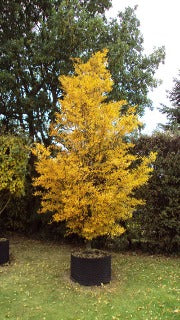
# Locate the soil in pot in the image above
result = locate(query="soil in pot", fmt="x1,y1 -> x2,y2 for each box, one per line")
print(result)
71,249 -> 111,286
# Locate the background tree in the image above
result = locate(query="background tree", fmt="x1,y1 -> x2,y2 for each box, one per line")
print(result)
1,1 -> 165,143
159,71 -> 180,132
33,50 -> 156,242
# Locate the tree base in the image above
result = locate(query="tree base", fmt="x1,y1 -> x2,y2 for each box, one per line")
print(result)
70,250 -> 111,286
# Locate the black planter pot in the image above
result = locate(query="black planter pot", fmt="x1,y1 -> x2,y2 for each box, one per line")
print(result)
0,238 -> 9,265
71,250 -> 111,286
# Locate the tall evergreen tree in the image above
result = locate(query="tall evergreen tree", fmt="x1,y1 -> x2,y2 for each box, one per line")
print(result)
159,71 -> 180,132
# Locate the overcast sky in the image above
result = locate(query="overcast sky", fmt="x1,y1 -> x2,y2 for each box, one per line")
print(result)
107,0 -> 180,133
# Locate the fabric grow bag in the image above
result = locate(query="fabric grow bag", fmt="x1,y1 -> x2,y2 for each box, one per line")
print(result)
0,238 -> 9,265
71,251 -> 111,286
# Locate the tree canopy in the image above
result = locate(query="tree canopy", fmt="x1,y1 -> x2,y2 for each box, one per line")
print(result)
1,0 -> 165,143
33,50 -> 156,241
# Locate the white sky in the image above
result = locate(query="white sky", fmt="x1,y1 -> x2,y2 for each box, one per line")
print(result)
107,0 -> 180,133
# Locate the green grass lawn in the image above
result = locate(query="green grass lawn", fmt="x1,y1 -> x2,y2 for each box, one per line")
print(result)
0,235 -> 179,320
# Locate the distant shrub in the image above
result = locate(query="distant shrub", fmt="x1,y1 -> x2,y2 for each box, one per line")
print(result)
128,132 -> 180,253
0,134 -> 30,234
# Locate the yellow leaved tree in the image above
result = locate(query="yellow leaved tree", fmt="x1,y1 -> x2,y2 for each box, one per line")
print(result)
0,134 -> 30,215
33,50 -> 156,241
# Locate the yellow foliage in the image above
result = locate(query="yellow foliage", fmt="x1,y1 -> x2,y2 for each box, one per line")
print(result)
0,135 -> 29,197
33,50 -> 156,240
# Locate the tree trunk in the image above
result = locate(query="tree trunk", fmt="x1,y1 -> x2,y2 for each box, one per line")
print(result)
85,240 -> 92,250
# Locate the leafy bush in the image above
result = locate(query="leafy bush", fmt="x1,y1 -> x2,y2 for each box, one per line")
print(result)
0,134 -> 30,234
127,132 -> 180,253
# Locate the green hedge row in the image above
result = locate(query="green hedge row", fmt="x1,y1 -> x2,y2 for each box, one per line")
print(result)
125,132 -> 180,253
1,132 -> 179,253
